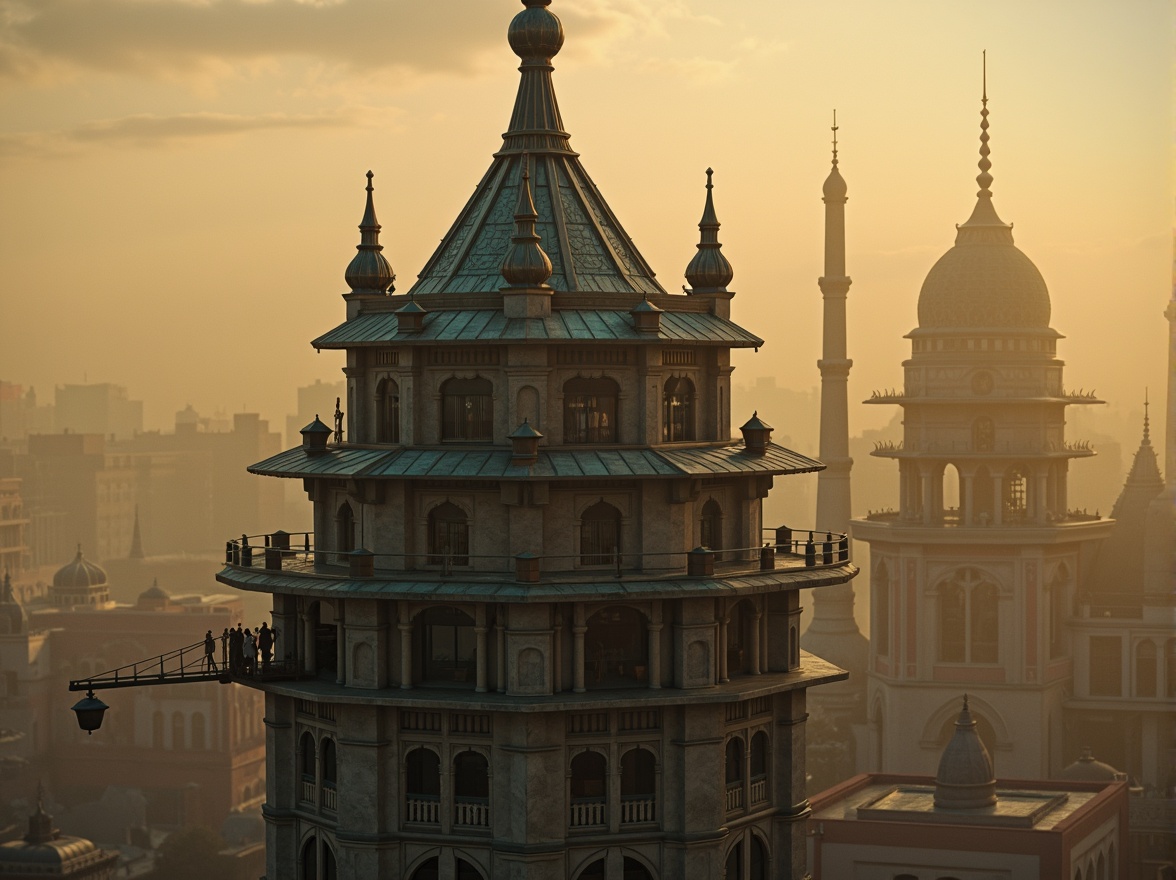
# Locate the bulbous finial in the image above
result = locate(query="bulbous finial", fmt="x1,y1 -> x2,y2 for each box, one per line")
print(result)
685,168 -> 734,293
508,0 -> 564,61
501,153 -> 553,288
957,52 -> 1009,233
1143,389 -> 1151,443
977,51 -> 992,199
344,170 -> 396,295
823,110 -> 848,201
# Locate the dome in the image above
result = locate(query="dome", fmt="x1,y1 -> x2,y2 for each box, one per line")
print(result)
344,171 -> 395,295
139,580 -> 170,602
822,164 -> 847,200
52,548 -> 107,589
508,0 -> 564,61
1058,747 -> 1122,782
933,696 -> 997,810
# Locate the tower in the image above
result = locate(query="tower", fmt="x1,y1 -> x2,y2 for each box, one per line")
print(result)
216,2 -> 858,878
853,66 -> 1114,779
802,115 -> 868,775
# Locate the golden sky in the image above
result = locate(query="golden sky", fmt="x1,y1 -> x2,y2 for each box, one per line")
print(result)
0,0 -> 1170,447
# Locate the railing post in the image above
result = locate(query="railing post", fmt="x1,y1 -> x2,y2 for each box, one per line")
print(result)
840,535 -> 850,562
775,525 -> 792,551
241,534 -> 252,567
804,536 -> 816,567
350,548 -> 374,578
515,552 -> 539,584
265,546 -> 282,571
823,532 -> 834,565
687,547 -> 715,577
759,543 -> 775,570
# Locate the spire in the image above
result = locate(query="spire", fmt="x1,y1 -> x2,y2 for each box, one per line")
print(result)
25,785 -> 56,845
934,694 -> 998,810
344,171 -> 396,295
1144,389 -> 1151,444
1118,392 -> 1164,493
503,0 -> 571,153
128,505 -> 144,559
501,153 -> 553,288
685,168 -> 734,294
958,52 -> 1011,238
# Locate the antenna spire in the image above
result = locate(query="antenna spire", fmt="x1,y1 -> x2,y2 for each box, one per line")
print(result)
831,109 -> 839,168
1144,389 -> 1151,443
977,50 -> 993,199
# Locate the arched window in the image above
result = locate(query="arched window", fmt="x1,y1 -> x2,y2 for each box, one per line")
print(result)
749,732 -> 768,804
750,837 -> 768,880
410,857 -> 439,880
725,841 -> 743,880
152,711 -> 164,749
442,377 -> 493,442
321,738 -> 337,787
453,750 -> 490,827
417,606 -> 476,684
190,712 -> 205,750
376,378 -> 400,444
973,464 -> 995,524
310,601 -> 338,676
570,751 -> 607,827
335,503 -> 355,556
662,376 -> 695,441
725,737 -> 744,814
623,858 -> 654,880
1003,466 -> 1028,520
300,732 -> 316,801
1135,641 -> 1157,697
405,748 -> 440,824
427,502 -> 469,566
564,377 -> 618,444
875,565 -> 891,657
322,844 -> 337,880
301,837 -> 317,880
972,416 -> 994,452
700,498 -> 722,560
585,606 -> 647,688
938,569 -> 1000,664
577,860 -> 606,880
171,712 -> 185,750
456,859 -> 485,880
580,501 -> 621,567
727,601 -> 754,676
620,748 -> 656,823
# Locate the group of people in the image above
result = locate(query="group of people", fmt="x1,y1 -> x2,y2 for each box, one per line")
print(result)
202,622 -> 277,676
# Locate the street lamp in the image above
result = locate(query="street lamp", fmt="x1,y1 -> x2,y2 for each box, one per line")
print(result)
70,691 -> 108,735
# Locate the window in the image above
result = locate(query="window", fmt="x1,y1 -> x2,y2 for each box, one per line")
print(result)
376,378 -> 400,443
585,606 -> 647,688
750,732 -> 768,783
1048,568 -> 1068,659
620,748 -> 656,823
1089,636 -> 1122,697
662,376 -> 695,441
405,748 -> 440,824
623,859 -> 654,880
700,499 -> 722,560
564,377 -> 618,443
725,842 -> 742,880
453,751 -> 489,827
937,569 -> 1000,664
442,377 -> 493,441
580,501 -> 621,566
410,858 -> 439,880
875,565 -> 890,657
750,838 -> 768,880
300,732 -> 316,798
427,502 -> 469,566
570,751 -> 607,827
1003,466 -> 1028,519
972,416 -> 994,452
301,837 -> 318,880
335,503 -> 355,556
417,606 -> 476,684
578,860 -> 605,880
725,737 -> 744,786
727,601 -> 753,676
322,738 -> 337,788
456,859 -> 485,880
322,845 -> 337,880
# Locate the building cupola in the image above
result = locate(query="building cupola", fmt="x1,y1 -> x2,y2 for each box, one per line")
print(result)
933,695 -> 998,810
300,415 -> 332,454
685,168 -> 734,295
344,171 -> 396,295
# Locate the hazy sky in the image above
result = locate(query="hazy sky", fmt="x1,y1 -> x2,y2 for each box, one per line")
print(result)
0,0 -> 1170,447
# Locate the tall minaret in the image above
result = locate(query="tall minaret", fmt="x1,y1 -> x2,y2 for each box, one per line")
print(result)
1166,247 -> 1175,487
802,115 -> 868,780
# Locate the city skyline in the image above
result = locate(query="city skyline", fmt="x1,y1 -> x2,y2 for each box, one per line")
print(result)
0,0 -> 1169,445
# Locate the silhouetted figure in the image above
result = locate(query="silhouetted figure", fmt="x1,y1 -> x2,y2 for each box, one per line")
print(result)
242,628 -> 256,676
258,622 -> 274,672
229,624 -> 244,675
203,630 -> 217,672
221,628 -> 230,667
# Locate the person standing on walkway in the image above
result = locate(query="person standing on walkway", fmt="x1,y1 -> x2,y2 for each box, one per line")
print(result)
258,622 -> 274,672
203,630 -> 217,672
229,624 -> 244,675
242,628 -> 256,676
220,628 -> 230,669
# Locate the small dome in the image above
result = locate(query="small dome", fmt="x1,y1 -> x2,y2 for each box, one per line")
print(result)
685,168 -> 734,293
139,579 -> 170,602
822,165 -> 847,200
52,548 -> 107,589
344,171 -> 395,295
508,0 -> 564,61
933,696 -> 997,810
1058,747 -> 1122,782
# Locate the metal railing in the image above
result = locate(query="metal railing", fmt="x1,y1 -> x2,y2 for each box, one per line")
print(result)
68,640 -> 226,693
223,525 -> 851,586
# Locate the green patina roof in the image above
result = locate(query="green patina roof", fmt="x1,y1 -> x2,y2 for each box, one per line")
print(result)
313,307 -> 762,349
249,443 -> 822,481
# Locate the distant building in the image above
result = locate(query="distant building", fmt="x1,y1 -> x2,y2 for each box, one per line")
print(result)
0,796 -> 119,879
0,477 -> 30,575
54,383 -> 143,442
808,698 -> 1128,880
0,383 -> 54,443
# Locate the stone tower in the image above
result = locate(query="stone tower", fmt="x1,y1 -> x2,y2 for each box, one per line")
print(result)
802,117 -> 868,777
217,2 -> 857,878
852,71 -> 1113,779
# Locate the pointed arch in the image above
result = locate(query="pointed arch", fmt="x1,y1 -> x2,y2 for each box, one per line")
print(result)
700,497 -> 723,560
376,377 -> 400,443
920,694 -> 1010,753
663,375 -> 696,441
335,502 -> 355,555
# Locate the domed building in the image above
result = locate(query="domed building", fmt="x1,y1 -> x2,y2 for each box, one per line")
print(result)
50,547 -> 111,609
852,76 -> 1114,780
215,2 -> 858,878
0,795 -> 119,879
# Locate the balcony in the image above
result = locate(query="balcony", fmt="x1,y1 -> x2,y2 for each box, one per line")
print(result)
619,796 -> 655,825
454,797 -> 490,828
570,798 -> 606,829
725,783 -> 743,812
750,777 -> 767,805
405,795 -> 440,825
321,783 -> 337,812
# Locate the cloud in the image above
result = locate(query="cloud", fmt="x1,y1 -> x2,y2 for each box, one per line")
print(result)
0,108 -> 366,156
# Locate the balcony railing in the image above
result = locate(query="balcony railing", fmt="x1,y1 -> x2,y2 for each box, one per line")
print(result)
750,777 -> 767,805
222,525 -> 850,586
300,778 -> 316,804
454,797 -> 490,828
620,796 -> 656,825
405,795 -> 439,824
321,783 -> 337,812
570,798 -> 606,828
725,783 -> 743,812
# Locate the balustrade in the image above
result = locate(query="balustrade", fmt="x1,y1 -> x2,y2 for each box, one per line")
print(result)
620,797 -> 656,824
454,797 -> 490,827
569,799 -> 607,828
405,796 -> 440,824
750,777 -> 767,804
725,783 -> 743,812
300,779 -> 316,804
321,784 -> 337,812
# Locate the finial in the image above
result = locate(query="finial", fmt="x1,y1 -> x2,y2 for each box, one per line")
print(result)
977,51 -> 993,199
501,152 -> 553,288
1143,389 -> 1151,443
831,109 -> 839,168
345,170 -> 395,294
685,167 -> 734,293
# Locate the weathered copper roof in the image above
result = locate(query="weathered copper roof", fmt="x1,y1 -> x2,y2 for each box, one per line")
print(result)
406,2 -> 663,297
313,307 -> 761,348
248,442 -> 822,481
